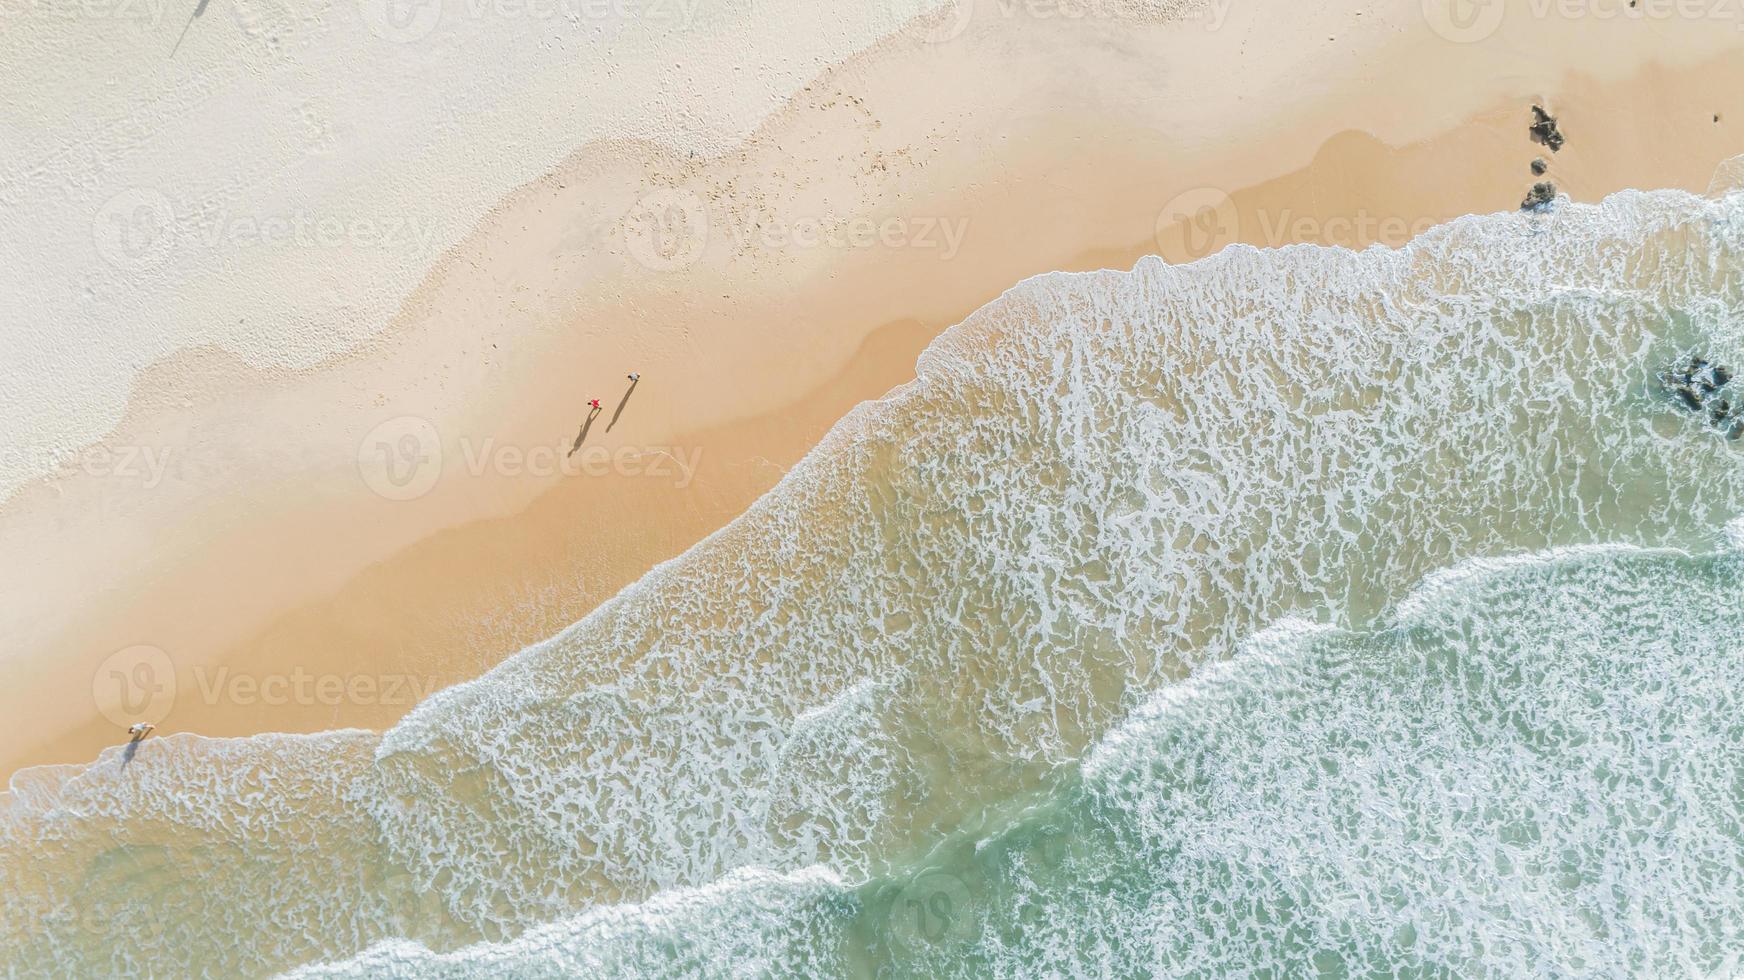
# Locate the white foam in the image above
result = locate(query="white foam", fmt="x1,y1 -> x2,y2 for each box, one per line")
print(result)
283,865 -> 851,978
1051,544 -> 1744,977
7,187 -> 1744,975
288,540 -> 1744,977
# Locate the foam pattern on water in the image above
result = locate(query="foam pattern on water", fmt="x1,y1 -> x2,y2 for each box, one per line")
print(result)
5,190 -> 1744,975
287,867 -> 857,979
0,731 -> 455,975
1044,546 -> 1744,977
289,543 -> 1744,977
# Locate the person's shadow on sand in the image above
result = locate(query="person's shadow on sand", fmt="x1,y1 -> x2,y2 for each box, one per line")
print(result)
121,732 -> 148,768
568,405 -> 602,457
607,377 -> 638,433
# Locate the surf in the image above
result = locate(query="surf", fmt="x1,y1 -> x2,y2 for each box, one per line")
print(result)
6,186 -> 1744,976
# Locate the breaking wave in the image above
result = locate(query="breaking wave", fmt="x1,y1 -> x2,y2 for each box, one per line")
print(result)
6,187 -> 1744,976
291,542 -> 1744,977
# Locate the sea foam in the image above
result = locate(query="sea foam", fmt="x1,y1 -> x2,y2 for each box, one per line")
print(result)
5,188 -> 1744,976
295,541 -> 1744,977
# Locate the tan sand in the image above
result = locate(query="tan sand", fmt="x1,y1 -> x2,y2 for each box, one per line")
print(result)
6,0 -> 1744,779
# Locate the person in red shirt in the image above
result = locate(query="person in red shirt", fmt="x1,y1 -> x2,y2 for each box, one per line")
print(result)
571,399 -> 604,456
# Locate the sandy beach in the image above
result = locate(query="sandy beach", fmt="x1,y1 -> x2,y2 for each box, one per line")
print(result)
6,0 -> 1744,781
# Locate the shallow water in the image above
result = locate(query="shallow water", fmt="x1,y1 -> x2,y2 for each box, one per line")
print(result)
5,188 -> 1744,976
292,542 -> 1744,977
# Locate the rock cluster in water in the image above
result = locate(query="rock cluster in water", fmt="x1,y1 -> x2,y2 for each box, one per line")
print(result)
1661,356 -> 1744,438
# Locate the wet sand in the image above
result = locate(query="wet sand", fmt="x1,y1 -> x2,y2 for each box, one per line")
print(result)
6,0 -> 1744,779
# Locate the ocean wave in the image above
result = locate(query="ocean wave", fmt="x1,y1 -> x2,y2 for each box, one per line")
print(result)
291,540 -> 1744,977
285,866 -> 856,979
6,187 -> 1744,975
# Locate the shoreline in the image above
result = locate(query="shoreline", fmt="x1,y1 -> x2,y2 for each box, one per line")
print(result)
6,0 -> 1744,779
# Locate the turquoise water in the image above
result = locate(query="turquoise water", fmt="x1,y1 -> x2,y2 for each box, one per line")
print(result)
293,543 -> 1744,977
6,188 -> 1744,976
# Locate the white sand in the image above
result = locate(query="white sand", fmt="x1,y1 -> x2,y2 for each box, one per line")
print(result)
5,0 -> 1744,777
0,0 -> 934,499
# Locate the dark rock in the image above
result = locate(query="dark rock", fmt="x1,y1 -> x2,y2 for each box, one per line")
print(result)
1521,182 -> 1557,211
1661,355 -> 1743,436
1662,357 -> 1708,399
1531,157 -> 1548,176
1685,358 -> 1728,395
1529,105 -> 1565,152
